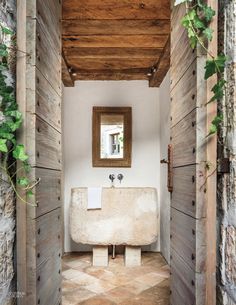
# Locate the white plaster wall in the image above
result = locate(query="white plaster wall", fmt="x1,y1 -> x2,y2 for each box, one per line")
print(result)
159,72 -> 171,263
63,80 -> 161,253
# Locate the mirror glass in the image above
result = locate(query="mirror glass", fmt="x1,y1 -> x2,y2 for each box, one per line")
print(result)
93,107 -> 131,167
100,114 -> 124,159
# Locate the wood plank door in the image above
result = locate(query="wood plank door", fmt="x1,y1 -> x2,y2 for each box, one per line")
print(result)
170,1 -> 217,304
17,1 -> 62,304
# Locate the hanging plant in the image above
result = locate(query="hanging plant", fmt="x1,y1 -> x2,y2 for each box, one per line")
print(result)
174,0 -> 228,136
0,24 -> 38,205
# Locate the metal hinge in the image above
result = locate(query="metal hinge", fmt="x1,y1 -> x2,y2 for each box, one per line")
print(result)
217,158 -> 230,174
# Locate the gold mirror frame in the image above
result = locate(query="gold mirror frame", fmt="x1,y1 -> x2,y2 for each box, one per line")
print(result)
92,107 -> 132,167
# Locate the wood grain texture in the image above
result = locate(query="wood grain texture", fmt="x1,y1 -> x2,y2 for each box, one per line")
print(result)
62,0 -> 170,20
62,54 -> 74,87
170,3 -> 196,89
27,0 -> 61,58
170,60 -> 197,127
28,168 -> 62,219
170,248 -> 205,305
171,109 -> 197,167
35,117 -> 62,170
172,165 -> 206,219
63,47 -> 163,59
171,207 -> 206,273
27,68 -> 61,131
67,57 -> 159,70
73,71 -> 149,81
62,19 -> 170,35
18,1 -> 62,304
63,35 -> 168,48
62,0 -> 170,85
27,208 -> 62,305
149,36 -> 170,87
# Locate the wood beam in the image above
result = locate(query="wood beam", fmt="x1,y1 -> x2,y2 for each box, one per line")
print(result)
72,68 -> 149,81
66,57 -> 159,70
63,35 -> 168,48
62,54 -> 74,87
62,19 -> 170,36
62,0 -> 170,20
149,36 -> 170,87
73,73 -> 148,81
63,47 -> 163,59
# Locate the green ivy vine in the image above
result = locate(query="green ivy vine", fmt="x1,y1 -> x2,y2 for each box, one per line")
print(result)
175,0 -> 227,137
0,24 -> 37,205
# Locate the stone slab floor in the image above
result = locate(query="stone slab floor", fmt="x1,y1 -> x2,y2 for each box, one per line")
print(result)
62,252 -> 170,305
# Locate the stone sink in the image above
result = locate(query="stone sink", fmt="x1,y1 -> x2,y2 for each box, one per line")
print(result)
70,187 -> 158,246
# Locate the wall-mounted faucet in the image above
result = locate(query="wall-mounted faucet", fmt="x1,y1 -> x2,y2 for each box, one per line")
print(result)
117,174 -> 124,184
109,174 -> 115,187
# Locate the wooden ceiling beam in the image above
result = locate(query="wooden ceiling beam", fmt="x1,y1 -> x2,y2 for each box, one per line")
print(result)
62,0 -> 170,20
63,35 -> 168,48
63,47 -> 163,59
72,72 -> 149,81
149,37 -> 170,87
66,58 -> 159,71
62,19 -> 170,36
62,53 -> 74,87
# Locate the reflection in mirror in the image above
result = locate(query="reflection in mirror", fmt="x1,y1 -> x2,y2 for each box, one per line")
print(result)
100,114 -> 124,159
93,107 -> 132,167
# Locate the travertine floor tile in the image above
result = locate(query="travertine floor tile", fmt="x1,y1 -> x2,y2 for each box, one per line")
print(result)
62,252 -> 170,305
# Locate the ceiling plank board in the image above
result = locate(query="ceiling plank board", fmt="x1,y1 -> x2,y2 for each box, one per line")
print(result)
67,57 -> 159,70
73,72 -> 149,81
62,0 -> 170,20
62,54 -> 74,87
149,36 -> 170,87
62,19 -> 170,35
63,35 -> 168,48
63,47 -> 162,59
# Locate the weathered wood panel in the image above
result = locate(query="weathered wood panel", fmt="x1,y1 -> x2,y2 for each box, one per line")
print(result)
170,3 -> 196,89
172,165 -> 206,219
27,19 -> 61,96
26,115 -> 61,170
171,110 -> 197,167
18,0 -> 62,304
171,208 -> 206,272
27,67 -> 61,131
67,57 -> 159,70
170,60 -> 197,127
62,19 -> 170,35
28,168 -> 62,219
170,249 -> 205,305
27,0 -> 61,52
62,0 -> 170,20
170,0 -> 216,304
73,71 -> 148,81
63,35 -> 168,49
64,47 -> 162,59
27,209 -> 62,305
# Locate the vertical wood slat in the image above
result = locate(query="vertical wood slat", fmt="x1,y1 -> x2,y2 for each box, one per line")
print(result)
17,0 -> 62,304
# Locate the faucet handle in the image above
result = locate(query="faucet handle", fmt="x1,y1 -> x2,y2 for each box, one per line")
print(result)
109,174 -> 115,182
117,174 -> 124,183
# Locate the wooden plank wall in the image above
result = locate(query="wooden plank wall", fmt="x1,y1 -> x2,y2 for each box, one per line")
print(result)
17,1 -> 62,304
170,1 -> 216,304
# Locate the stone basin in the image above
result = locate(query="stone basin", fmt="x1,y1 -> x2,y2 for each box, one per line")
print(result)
70,187 -> 158,246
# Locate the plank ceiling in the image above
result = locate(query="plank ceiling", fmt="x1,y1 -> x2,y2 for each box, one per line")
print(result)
62,0 -> 170,87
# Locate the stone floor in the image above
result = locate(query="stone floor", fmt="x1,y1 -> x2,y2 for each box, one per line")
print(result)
62,252 -> 170,305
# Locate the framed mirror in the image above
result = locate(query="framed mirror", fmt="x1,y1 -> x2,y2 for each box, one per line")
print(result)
92,107 -> 132,167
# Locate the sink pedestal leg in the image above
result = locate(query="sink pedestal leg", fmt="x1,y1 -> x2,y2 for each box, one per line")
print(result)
125,246 -> 141,267
93,246 -> 108,267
